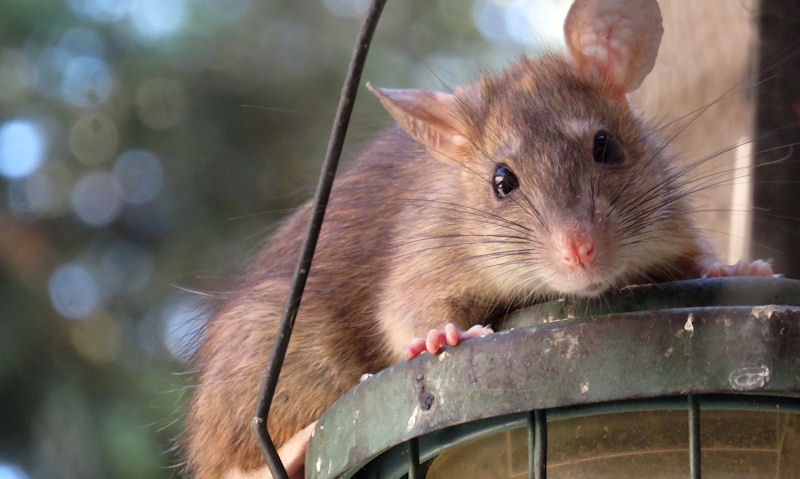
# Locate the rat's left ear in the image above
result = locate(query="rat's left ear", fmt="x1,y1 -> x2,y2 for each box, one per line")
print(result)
367,82 -> 470,160
564,0 -> 663,97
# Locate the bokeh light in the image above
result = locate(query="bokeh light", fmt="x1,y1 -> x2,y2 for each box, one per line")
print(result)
34,47 -> 67,99
112,150 -> 164,204
472,0 -> 510,45
472,0 -> 570,48
69,113 -> 120,166
0,120 -> 46,179
0,463 -> 29,479
7,162 -> 73,219
48,262 -> 102,320
70,170 -> 122,226
59,28 -> 107,59
129,0 -> 187,39
60,55 -> 114,108
8,172 -> 56,219
68,312 -> 122,364
162,294 -> 209,363
12,162 -> 75,219
68,0 -> 131,23
504,0 -> 569,47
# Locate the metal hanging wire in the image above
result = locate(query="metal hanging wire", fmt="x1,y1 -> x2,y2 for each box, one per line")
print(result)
251,1 -> 388,478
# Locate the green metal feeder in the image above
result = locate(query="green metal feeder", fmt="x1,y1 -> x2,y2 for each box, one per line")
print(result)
306,277 -> 800,478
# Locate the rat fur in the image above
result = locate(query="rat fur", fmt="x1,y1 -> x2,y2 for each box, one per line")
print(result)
183,1 -> 771,476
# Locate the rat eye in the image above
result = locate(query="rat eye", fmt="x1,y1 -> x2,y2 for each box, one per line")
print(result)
593,130 -> 624,164
493,164 -> 519,199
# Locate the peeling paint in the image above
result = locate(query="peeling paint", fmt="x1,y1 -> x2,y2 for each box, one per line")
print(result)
751,305 -> 785,320
580,382 -> 590,394
683,313 -> 694,336
550,330 -> 581,359
438,351 -> 451,361
729,365 -> 770,390
664,347 -> 674,358
406,405 -> 420,431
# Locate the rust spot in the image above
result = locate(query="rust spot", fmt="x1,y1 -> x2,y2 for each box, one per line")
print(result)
419,391 -> 435,411
415,374 -> 435,410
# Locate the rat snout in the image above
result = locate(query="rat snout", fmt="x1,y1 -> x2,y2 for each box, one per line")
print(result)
558,231 -> 597,267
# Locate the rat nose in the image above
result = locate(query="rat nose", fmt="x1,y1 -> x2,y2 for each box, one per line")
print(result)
559,232 -> 596,267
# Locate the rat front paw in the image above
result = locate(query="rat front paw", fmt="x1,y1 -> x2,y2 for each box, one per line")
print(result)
704,259 -> 774,278
405,323 -> 493,359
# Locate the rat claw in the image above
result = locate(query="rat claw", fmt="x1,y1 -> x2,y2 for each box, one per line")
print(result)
704,259 -> 774,278
406,324 -> 495,359
426,328 -> 447,355
406,337 -> 427,359
462,324 -> 493,339
444,323 -> 459,346
747,259 -> 775,276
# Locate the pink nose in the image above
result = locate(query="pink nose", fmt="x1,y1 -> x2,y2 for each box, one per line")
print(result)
559,233 -> 596,267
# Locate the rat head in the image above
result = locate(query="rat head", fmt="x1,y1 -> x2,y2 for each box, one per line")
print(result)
370,0 -> 689,298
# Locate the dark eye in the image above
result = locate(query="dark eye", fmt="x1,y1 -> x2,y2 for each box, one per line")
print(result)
493,164 -> 519,199
593,130 -> 624,164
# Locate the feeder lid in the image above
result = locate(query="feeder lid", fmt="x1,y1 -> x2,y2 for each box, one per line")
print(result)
306,277 -> 800,479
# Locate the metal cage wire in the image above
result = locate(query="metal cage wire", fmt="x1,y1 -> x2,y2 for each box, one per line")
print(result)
356,393 -> 800,479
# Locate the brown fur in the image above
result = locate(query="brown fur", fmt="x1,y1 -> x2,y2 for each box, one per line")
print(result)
183,54 -> 719,477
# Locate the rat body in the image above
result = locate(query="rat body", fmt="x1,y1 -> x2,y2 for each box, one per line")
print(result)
184,1 -> 771,477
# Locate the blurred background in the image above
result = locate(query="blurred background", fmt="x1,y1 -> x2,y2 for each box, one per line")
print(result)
1,0 -> 796,478
0,0 -> 572,477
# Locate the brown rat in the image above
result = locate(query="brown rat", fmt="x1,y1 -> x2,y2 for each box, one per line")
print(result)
184,0 -> 772,477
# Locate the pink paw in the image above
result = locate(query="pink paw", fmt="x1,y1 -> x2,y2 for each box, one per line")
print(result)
704,259 -> 774,278
405,323 -> 493,359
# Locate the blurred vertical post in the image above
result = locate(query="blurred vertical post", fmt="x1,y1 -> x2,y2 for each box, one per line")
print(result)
752,1 -> 800,278
630,1 -> 757,267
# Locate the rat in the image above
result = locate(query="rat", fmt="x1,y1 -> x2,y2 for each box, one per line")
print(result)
184,0 -> 773,477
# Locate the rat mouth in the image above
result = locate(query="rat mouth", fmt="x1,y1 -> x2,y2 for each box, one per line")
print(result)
546,268 -> 618,297
567,280 -> 609,297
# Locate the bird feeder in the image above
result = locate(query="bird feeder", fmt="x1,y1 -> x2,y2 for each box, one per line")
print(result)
307,277 -> 800,478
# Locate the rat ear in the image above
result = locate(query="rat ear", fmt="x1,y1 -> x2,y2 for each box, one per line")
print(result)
367,82 -> 470,160
564,0 -> 663,96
